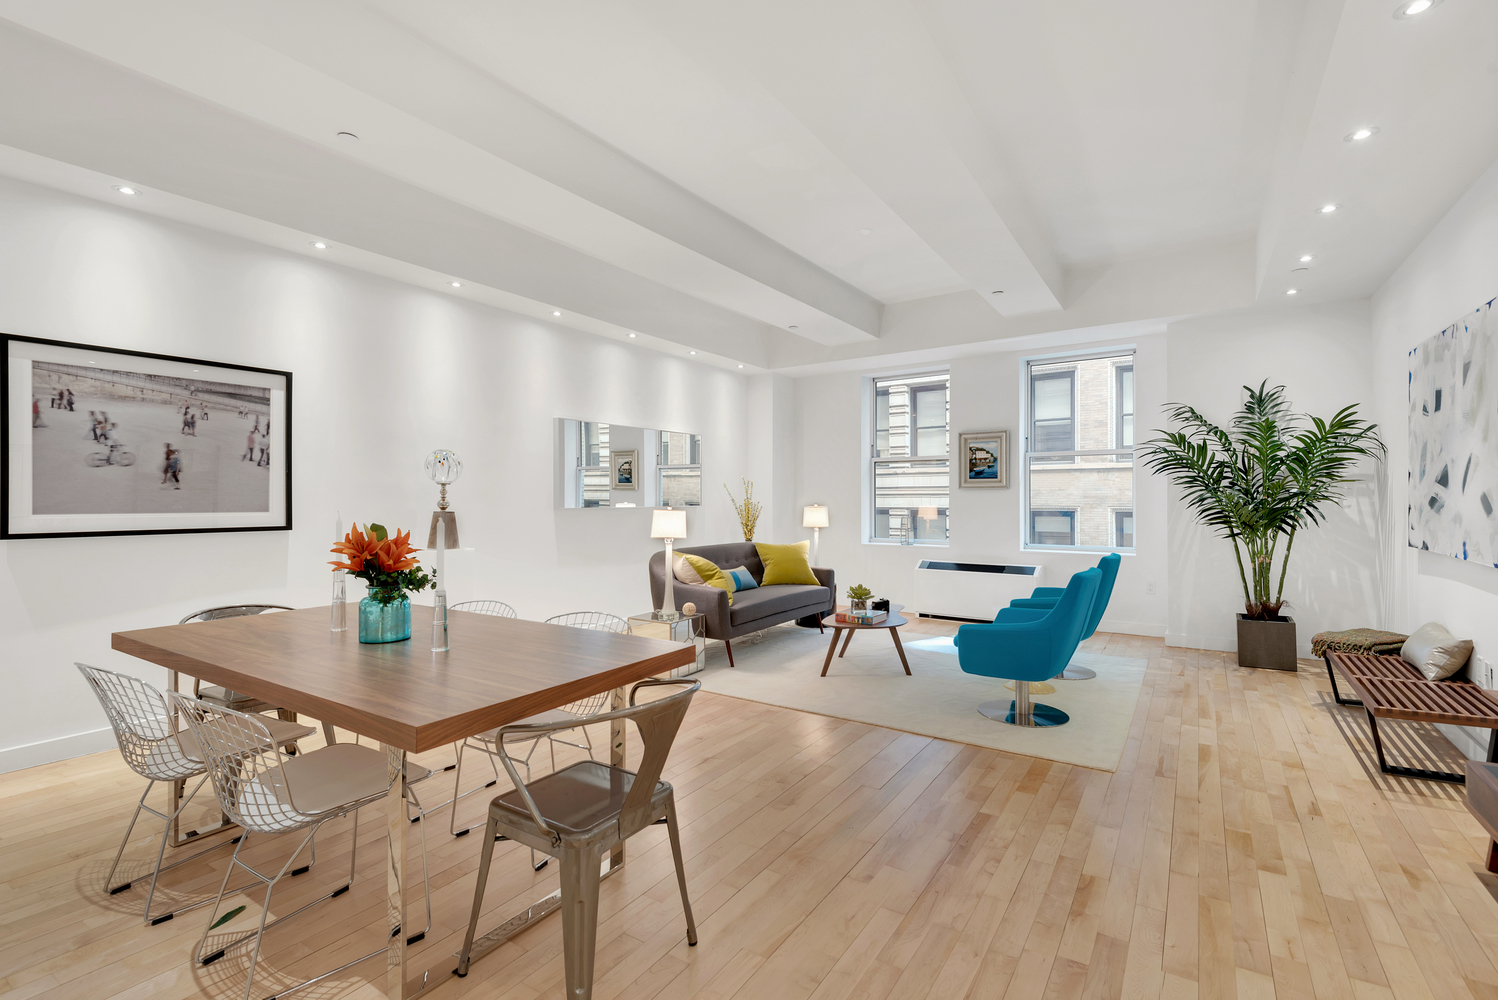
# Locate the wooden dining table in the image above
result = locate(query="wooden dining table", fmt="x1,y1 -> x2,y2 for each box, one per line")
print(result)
112,603 -> 695,1000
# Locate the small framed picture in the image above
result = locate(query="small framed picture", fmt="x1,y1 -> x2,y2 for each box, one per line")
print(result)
611,449 -> 638,490
4,333 -> 292,538
958,430 -> 1008,489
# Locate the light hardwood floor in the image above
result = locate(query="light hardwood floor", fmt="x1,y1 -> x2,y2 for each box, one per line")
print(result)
6,628 -> 1498,1000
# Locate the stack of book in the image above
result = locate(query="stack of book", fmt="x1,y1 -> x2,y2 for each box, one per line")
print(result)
835,608 -> 887,625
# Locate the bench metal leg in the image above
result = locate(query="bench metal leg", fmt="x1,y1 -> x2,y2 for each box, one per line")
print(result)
1325,654 -> 1363,707
1364,709 -> 1467,783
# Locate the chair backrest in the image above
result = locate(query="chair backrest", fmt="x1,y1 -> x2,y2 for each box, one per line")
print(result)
1081,553 -> 1122,640
956,568 -> 1100,682
179,604 -> 293,625
167,692 -> 307,834
450,600 -> 518,618
76,662 -> 197,781
497,679 -> 698,842
545,611 -> 631,634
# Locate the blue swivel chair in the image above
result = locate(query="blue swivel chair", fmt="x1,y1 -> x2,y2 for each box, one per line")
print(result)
1002,553 -> 1121,679
953,567 -> 1100,727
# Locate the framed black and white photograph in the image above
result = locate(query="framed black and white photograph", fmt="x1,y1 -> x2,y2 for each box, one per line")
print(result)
3,334 -> 291,538
958,430 -> 1008,489
611,449 -> 637,490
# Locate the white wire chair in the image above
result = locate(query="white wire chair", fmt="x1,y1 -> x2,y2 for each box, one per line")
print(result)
447,610 -> 630,868
178,606 -> 294,715
449,600 -> 518,618
76,663 -> 313,926
169,692 -> 430,1000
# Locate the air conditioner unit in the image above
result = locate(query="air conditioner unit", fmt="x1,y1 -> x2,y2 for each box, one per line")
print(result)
913,561 -> 1042,622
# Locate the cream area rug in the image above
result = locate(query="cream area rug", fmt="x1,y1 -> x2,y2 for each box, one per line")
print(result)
696,625 -> 1146,772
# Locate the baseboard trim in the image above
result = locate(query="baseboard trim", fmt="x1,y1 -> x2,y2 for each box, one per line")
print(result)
1165,632 -> 1316,658
1098,619 -> 1166,638
0,727 -> 116,774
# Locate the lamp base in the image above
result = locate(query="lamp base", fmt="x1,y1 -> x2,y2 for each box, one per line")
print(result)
427,510 -> 459,549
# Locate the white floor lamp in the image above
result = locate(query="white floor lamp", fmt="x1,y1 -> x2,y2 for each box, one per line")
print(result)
652,507 -> 687,620
803,504 -> 829,564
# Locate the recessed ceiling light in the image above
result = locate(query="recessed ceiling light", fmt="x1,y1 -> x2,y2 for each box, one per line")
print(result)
310,241 -> 327,249
1344,127 -> 1380,142
788,324 -> 799,330
992,290 -> 1004,295
1394,0 -> 1439,18
737,364 -> 744,369
1319,204 -> 1338,214
1287,289 -> 1299,295
628,333 -> 636,338
689,351 -> 697,355
193,369 -> 199,372
113,185 -> 137,195
1299,254 -> 1315,262
1292,267 -> 1309,273
552,310 -> 562,317
857,228 -> 872,236
336,131 -> 360,141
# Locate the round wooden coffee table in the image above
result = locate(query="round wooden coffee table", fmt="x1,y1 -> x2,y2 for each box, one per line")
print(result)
819,604 -> 911,677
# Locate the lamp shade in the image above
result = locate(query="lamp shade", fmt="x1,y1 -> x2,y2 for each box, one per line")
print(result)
651,508 -> 687,539
802,504 -> 829,529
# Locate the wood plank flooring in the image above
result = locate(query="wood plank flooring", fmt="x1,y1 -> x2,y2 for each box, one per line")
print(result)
6,629 -> 1498,1000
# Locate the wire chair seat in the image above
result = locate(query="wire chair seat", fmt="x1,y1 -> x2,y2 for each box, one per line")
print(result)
178,605 -> 294,713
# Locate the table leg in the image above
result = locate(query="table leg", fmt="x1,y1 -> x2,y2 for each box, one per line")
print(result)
821,628 -> 843,676
839,629 -> 855,658
890,628 -> 912,676
384,742 -> 407,1000
608,685 -> 626,872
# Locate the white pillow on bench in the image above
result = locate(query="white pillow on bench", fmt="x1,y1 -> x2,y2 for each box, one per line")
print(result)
1400,622 -> 1474,681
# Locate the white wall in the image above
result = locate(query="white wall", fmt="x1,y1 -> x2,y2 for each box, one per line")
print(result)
792,335 -> 1171,635
1164,301 -> 1382,654
0,176 -> 749,772
1372,155 -> 1498,759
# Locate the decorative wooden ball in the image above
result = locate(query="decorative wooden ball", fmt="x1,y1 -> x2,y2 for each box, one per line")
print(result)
682,602 -> 697,616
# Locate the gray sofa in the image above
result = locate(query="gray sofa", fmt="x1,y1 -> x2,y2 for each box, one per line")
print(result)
648,542 -> 835,667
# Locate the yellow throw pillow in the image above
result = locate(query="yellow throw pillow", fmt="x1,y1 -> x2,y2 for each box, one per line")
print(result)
756,541 -> 820,586
681,553 -> 734,605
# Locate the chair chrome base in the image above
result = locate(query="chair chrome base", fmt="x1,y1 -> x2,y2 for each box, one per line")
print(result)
978,699 -> 1070,727
1058,665 -> 1097,680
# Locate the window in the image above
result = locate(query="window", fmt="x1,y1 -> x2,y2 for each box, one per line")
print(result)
1031,510 -> 1076,546
580,421 -> 610,507
1025,353 -> 1135,549
657,430 -> 702,507
871,371 -> 949,542
1116,364 -> 1134,448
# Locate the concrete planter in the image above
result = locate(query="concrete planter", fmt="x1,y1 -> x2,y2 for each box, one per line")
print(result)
1236,614 -> 1297,670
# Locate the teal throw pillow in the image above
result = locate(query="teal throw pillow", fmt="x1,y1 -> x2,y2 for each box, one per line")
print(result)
726,566 -> 759,592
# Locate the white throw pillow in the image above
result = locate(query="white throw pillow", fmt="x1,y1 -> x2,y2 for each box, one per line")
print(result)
673,554 -> 705,586
1400,621 -> 1474,681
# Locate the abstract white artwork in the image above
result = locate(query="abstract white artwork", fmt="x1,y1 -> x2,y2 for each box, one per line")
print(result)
1408,296 -> 1498,565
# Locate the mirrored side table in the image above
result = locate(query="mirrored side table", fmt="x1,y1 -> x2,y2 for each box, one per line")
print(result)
627,611 -> 706,677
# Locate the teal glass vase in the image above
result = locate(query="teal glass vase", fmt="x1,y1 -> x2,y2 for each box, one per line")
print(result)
358,590 -> 411,643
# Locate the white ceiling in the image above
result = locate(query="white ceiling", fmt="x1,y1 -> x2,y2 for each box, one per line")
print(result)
0,0 -> 1494,371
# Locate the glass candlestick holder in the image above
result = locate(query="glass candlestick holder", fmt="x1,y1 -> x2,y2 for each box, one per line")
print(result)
431,589 -> 449,652
330,572 -> 347,632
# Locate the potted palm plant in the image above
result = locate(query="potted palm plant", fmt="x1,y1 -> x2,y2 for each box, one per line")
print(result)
1138,382 -> 1383,670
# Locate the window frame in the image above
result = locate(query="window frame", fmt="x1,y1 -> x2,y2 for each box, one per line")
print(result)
1022,349 -> 1137,553
1115,363 -> 1134,449
1030,509 -> 1077,547
866,369 -> 950,546
1029,368 -> 1076,456
1113,509 -> 1134,548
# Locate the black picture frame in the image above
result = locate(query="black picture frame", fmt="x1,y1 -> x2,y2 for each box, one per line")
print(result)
2,333 -> 292,539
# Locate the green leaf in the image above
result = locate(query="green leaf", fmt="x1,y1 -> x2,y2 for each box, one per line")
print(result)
210,905 -> 246,930
368,523 -> 388,542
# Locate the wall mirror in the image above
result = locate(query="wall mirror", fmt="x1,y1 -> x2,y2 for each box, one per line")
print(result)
556,418 -> 702,509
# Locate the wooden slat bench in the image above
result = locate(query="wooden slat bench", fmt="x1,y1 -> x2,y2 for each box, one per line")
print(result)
1326,651 -> 1498,783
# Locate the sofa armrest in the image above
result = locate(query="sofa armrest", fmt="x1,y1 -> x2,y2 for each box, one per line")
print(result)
813,566 -> 836,610
669,581 -> 731,640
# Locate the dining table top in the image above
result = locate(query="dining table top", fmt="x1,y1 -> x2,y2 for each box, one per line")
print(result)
111,604 -> 695,752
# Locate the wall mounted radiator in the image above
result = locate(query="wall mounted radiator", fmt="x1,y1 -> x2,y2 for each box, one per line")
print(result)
913,561 -> 1043,622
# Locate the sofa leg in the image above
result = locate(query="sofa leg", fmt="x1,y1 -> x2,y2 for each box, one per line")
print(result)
724,640 -> 735,668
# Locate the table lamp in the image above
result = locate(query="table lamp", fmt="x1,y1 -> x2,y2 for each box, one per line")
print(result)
425,449 -> 462,549
803,504 -> 829,564
652,507 -> 687,621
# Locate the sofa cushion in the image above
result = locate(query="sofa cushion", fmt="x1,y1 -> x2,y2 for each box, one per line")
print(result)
725,566 -> 759,591
1401,621 -> 1473,680
679,553 -> 734,605
729,584 -> 829,626
755,541 -> 820,586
